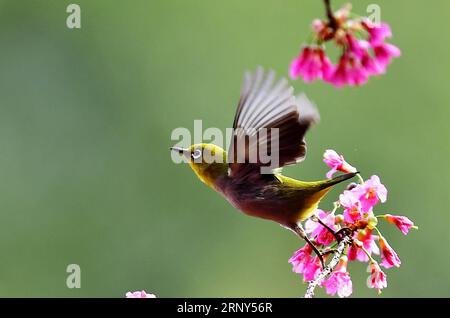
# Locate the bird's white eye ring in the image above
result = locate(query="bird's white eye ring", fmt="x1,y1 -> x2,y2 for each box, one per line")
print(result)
191,149 -> 202,160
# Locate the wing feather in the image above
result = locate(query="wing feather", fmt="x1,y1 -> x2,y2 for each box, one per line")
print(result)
228,67 -> 319,177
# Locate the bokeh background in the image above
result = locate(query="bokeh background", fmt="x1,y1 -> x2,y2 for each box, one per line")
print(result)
0,0 -> 448,297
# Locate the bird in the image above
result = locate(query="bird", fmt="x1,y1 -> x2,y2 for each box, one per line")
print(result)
170,67 -> 357,267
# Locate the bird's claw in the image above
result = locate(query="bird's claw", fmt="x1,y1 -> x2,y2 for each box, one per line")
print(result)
317,248 -> 339,269
317,254 -> 326,269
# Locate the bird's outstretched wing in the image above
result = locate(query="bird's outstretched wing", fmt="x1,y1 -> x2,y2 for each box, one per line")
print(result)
228,67 -> 319,177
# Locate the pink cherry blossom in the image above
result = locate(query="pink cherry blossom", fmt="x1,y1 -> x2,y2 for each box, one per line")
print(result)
319,24 -> 398,88
305,209 -> 337,245
353,175 -> 387,212
362,20 -> 392,45
289,244 -> 313,274
379,237 -> 401,269
324,271 -> 352,298
373,42 -> 401,70
302,256 -> 322,282
347,34 -> 371,58
289,3 -> 400,87
384,214 -> 417,235
348,36 -> 386,76
125,290 -> 156,298
327,50 -> 372,87
347,229 -> 379,262
361,51 -> 385,75
323,257 -> 352,298
325,53 -> 350,87
341,37 -> 372,86
287,150 -> 414,296
367,262 -> 387,293
290,46 -> 334,82
289,245 -> 322,282
325,34 -> 400,87
339,190 -> 363,223
323,149 -> 357,179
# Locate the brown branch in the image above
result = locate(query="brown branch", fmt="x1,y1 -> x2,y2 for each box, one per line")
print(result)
324,0 -> 338,30
304,235 -> 351,298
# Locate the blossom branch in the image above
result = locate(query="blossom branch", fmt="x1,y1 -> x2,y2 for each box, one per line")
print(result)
304,235 -> 351,298
290,2 -> 401,87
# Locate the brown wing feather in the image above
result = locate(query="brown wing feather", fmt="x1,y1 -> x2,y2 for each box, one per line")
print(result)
228,67 -> 319,177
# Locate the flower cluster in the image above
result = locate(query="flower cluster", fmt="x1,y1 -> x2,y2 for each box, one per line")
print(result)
289,150 -> 417,297
290,3 -> 401,87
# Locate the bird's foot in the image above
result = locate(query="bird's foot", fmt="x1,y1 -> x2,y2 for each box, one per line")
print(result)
311,215 -> 353,242
311,217 -> 343,243
315,248 -> 340,268
306,240 -> 327,269
290,223 -> 337,269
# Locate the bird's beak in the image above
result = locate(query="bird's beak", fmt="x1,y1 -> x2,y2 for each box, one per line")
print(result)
170,146 -> 188,155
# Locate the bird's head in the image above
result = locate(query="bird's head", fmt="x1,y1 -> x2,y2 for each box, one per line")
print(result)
170,143 -> 228,187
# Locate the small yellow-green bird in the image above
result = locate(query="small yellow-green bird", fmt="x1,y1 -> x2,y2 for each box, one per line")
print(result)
171,67 -> 356,266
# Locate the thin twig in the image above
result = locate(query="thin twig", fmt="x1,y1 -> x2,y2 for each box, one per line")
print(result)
304,235 -> 351,298
324,0 -> 338,30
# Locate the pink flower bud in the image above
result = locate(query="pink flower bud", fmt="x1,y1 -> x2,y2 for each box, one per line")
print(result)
335,214 -> 344,223
379,237 -> 401,269
367,262 -> 387,293
311,19 -> 325,33
367,215 -> 378,229
384,214 -> 417,235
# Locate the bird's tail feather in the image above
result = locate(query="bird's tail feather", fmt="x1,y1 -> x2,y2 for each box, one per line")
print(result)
319,172 -> 358,189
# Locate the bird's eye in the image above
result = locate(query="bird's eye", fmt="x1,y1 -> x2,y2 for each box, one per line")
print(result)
191,149 -> 202,160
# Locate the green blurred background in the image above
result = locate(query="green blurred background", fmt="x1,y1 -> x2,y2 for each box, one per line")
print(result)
0,0 -> 448,297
